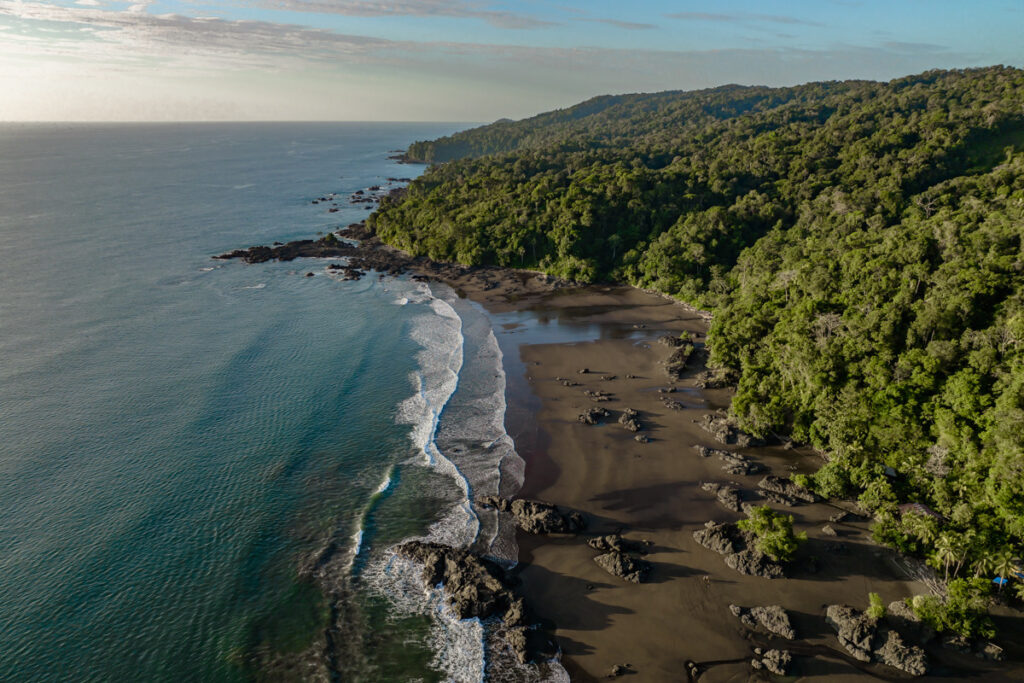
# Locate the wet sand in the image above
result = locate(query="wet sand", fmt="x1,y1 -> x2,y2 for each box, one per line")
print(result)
432,274 -> 1024,682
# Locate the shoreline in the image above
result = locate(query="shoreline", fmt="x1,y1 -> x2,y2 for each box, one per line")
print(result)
219,231 -> 1024,681
446,274 -> 1024,681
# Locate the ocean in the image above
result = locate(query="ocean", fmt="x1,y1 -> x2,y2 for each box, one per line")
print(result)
0,123 -> 543,682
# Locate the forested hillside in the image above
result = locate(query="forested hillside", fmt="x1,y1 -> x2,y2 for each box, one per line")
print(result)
370,67 -> 1024,609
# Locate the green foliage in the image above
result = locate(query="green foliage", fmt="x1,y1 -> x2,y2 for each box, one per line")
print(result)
867,592 -> 887,620
373,66 -> 1024,581
737,505 -> 807,562
909,578 -> 995,639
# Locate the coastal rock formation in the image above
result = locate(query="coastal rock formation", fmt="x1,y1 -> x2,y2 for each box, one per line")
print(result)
825,604 -> 928,676
758,475 -> 819,504
731,604 -> 797,639
691,445 -> 764,475
395,541 -> 555,663
593,551 -> 651,584
825,604 -> 876,662
725,549 -> 785,578
701,482 -> 743,512
696,413 -> 765,447
578,407 -> 610,424
759,649 -> 793,675
584,389 -> 612,402
659,334 -> 696,379
694,522 -> 784,578
618,408 -> 642,432
478,496 -> 586,534
587,534 -> 646,554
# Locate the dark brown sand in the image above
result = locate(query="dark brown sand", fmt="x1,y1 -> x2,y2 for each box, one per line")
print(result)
402,268 -> 1024,682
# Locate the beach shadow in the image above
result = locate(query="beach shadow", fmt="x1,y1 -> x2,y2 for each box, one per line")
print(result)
518,563 -> 634,633
643,558 -> 700,584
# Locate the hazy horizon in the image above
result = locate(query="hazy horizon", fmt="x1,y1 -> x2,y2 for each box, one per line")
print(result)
2,0 -> 1021,122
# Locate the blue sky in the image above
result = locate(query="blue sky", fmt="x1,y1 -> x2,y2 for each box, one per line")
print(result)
0,0 -> 1020,120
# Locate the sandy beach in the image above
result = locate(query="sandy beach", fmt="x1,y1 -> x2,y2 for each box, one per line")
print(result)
434,272 -> 1024,682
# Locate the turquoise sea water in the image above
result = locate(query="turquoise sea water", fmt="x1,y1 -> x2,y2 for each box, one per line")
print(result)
0,123 -> 519,681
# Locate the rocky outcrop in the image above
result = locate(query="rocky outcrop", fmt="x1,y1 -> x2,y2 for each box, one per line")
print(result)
825,604 -> 876,662
618,408 -> 642,432
825,604 -> 928,676
587,534 -> 646,554
478,497 -> 585,534
758,475 -> 819,504
725,549 -> 785,578
660,335 -> 696,379
759,649 -> 792,675
593,551 -> 651,584
577,407 -> 610,425
701,482 -> 743,512
696,413 -> 765,447
730,604 -> 796,639
693,521 -> 784,578
584,389 -> 612,402
395,541 -> 555,663
874,629 -> 928,677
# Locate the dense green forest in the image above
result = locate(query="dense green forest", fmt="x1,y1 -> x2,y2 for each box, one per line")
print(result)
371,67 -> 1024,617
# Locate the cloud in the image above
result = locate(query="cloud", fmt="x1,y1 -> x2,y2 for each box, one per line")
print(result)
74,0 -> 102,6
579,17 -> 657,30
248,0 -> 557,29
667,12 -> 825,28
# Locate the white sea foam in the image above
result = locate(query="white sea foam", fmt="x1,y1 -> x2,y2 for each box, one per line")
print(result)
242,283 -> 266,289
363,279 -> 562,682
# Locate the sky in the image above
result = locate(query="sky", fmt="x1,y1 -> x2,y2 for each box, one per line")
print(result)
0,0 -> 1020,121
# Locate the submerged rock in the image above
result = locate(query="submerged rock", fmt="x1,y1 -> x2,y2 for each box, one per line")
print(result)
479,496 -> 586,534
395,541 -> 555,664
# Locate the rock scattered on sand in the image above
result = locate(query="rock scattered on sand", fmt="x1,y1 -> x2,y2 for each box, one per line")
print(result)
661,397 -> 685,410
762,649 -> 792,675
694,521 -> 784,578
822,524 -> 838,536
701,482 -> 743,512
395,541 -> 556,663
618,408 -> 642,432
634,434 -> 650,443
593,551 -> 651,584
825,604 -> 928,676
578,368 -> 589,374
478,497 -> 585,534
758,475 -> 819,504
725,549 -> 785,578
578,407 -> 610,425
585,389 -> 613,402
588,534 -> 646,554
731,604 -> 797,640
696,413 -> 765,447
659,334 -> 696,379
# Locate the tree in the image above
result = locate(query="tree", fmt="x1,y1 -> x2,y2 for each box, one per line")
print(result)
737,505 -> 807,562
867,592 -> 886,619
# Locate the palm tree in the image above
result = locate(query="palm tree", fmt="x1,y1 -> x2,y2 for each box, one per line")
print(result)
935,534 -> 957,582
993,551 -> 1016,592
973,554 -> 995,578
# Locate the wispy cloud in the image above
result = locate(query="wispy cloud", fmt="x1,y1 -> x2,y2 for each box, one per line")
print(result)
667,12 -> 825,28
248,0 -> 557,29
579,17 -> 657,31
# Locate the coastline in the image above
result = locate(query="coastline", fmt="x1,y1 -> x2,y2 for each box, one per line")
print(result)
220,227 -> 1024,681
435,273 -> 1024,681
